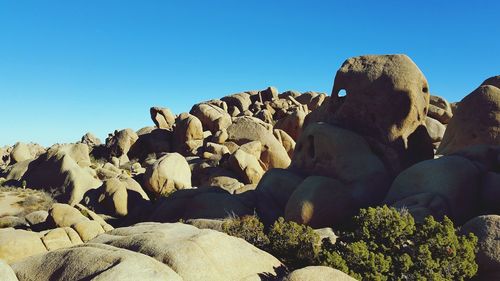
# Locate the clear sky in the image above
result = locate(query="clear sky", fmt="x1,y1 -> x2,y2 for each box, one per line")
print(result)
0,1 -> 499,146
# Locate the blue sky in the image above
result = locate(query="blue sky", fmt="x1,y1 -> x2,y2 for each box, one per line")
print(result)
0,1 -> 499,146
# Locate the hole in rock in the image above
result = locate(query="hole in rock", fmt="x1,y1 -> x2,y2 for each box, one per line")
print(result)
422,87 -> 428,93
338,89 -> 347,97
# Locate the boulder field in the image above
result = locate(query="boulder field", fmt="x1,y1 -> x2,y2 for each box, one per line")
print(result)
0,54 -> 499,280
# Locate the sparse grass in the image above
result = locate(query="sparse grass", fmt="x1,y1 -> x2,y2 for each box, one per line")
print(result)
0,185 -> 55,216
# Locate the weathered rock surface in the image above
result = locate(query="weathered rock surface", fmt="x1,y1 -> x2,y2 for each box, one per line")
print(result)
461,215 -> 500,281
438,83 -> 500,155
284,266 -> 356,281
11,243 -> 182,281
143,153 -> 192,197
90,222 -> 284,281
150,106 -> 176,129
21,144 -> 101,205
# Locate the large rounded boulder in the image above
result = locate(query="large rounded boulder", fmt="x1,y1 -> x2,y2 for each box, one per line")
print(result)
143,153 -> 192,197
437,82 -> 500,155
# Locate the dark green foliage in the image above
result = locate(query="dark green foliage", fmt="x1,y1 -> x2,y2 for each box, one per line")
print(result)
268,217 -> 321,270
221,215 -> 270,249
220,207 -> 477,280
320,206 -> 478,281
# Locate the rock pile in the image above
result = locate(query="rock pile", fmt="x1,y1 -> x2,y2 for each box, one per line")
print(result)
0,55 -> 498,280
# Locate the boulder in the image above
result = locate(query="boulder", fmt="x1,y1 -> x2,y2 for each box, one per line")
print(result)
437,85 -> 500,155
25,210 -> 49,226
227,116 -> 291,169
150,106 -> 175,129
10,143 -> 32,164
105,128 -> 139,158
255,169 -> 304,224
90,176 -> 149,217
40,227 -> 83,251
480,172 -> 500,214
149,188 -> 254,222
291,123 -> 390,204
425,116 -> 446,144
384,155 -> 482,224
285,176 -> 358,227
190,102 -> 232,133
11,243 -> 181,281
481,75 -> 500,88
273,129 -> 296,158
80,132 -> 101,147
0,229 -> 47,263
461,215 -> 500,280
274,108 -> 307,140
221,92 -> 252,112
143,153 -> 192,197
47,203 -> 107,242
0,260 -> 18,281
90,222 -> 284,281
428,95 -> 453,124
173,113 -> 204,155
127,128 -> 172,162
328,54 -> 433,172
21,144 -> 101,205
284,266 -> 356,281
227,149 -> 265,184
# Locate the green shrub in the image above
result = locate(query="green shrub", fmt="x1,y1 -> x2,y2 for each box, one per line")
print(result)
268,217 -> 321,270
221,215 -> 269,249
320,206 -> 478,281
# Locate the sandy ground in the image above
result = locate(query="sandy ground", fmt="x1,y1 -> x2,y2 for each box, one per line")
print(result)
0,191 -> 25,217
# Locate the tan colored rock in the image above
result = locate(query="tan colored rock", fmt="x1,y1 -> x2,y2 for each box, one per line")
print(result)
425,116 -> 446,144
0,260 -> 18,281
22,144 -> 101,205
275,108 -> 307,140
207,176 -> 244,194
228,149 -> 265,184
437,85 -> 500,155
80,132 -> 101,147
384,155 -> 481,223
48,203 -> 88,228
461,215 -> 500,280
329,54 -> 433,172
428,95 -> 453,124
285,176 -> 358,227
127,128 -> 172,162
0,229 -> 47,264
190,102 -> 232,133
173,113 -> 204,155
481,75 -> 500,88
10,142 -> 31,164
105,128 -> 138,157
284,266 -> 356,281
11,243 -> 182,281
73,220 -> 105,242
40,227 -> 82,251
144,153 -> 191,197
255,168 -> 304,224
150,106 -> 175,129
90,222 -> 283,281
25,210 -> 48,226
149,188 -> 254,222
273,129 -> 296,158
227,116 -> 291,169
221,92 -> 252,112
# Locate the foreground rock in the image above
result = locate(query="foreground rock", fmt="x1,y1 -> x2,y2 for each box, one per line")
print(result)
11,243 -> 181,281
284,266 -> 356,281
461,215 -> 500,281
0,260 -> 18,281
90,222 -> 284,281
